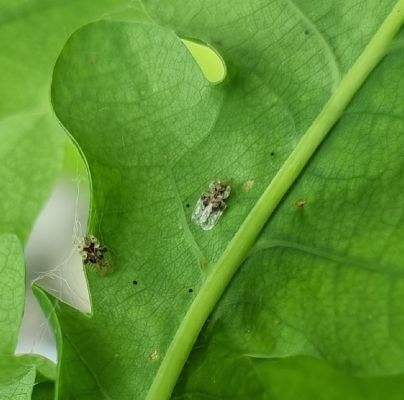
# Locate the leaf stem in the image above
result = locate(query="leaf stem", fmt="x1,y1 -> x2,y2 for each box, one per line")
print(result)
146,1 -> 404,398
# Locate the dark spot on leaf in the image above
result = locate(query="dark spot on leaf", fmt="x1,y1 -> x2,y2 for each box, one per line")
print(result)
304,29 -> 310,35
270,151 -> 275,156
188,288 -> 194,293
186,203 -> 190,208
132,280 -> 138,285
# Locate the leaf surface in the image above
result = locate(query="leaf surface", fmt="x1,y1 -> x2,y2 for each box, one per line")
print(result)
0,114 -> 64,241
0,0 -> 142,242
0,2 -> 149,399
0,361 -> 35,400
49,1 -> 404,399
0,235 -> 25,354
0,235 -> 56,399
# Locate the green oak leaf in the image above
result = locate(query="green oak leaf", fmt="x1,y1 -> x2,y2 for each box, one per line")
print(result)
0,0 -> 146,242
0,2 -> 149,399
0,114 -> 64,241
31,382 -> 54,400
48,0 -> 404,399
0,361 -> 35,400
0,0 -> 143,118
0,234 -> 56,399
0,235 -> 25,355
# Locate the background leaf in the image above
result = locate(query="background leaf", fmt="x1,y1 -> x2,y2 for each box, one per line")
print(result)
0,361 -> 35,400
0,234 -> 55,398
0,0 -> 141,118
0,2 -> 148,398
0,0 -> 143,242
0,235 -> 25,354
0,114 -> 64,242
0,1 -> 150,397
48,0 -> 404,398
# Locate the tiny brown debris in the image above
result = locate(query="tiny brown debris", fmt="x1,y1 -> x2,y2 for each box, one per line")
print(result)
148,350 -> 159,361
242,179 -> 254,192
199,257 -> 209,270
294,198 -> 306,208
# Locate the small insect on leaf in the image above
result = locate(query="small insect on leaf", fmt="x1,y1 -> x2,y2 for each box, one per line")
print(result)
78,234 -> 112,276
192,181 -> 231,230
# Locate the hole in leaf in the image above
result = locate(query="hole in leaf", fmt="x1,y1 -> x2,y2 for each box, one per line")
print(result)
182,39 -> 226,84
